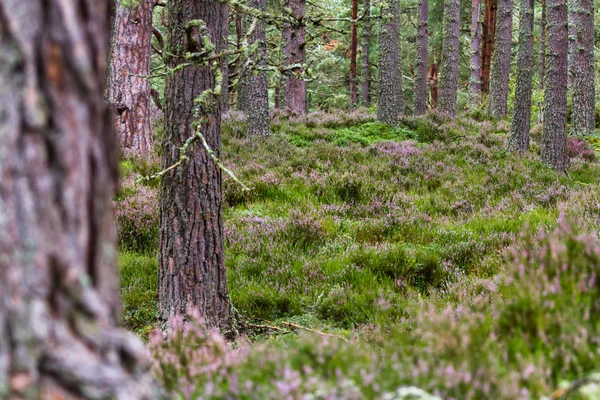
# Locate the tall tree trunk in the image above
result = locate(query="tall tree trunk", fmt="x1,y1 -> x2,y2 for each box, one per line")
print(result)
160,0 -> 233,332
509,0 -> 535,152
239,0 -> 270,136
414,0 -> 429,115
0,1 -> 152,398
541,0 -> 568,171
481,0 -> 497,93
349,0 -> 359,107
539,0 -> 546,90
230,12 -> 244,109
108,0 -> 155,157
220,7 -> 230,115
377,0 -> 404,124
361,0 -> 372,107
438,0 -> 461,117
487,0 -> 513,117
569,0 -> 595,136
283,0 -> 307,115
469,0 -> 483,102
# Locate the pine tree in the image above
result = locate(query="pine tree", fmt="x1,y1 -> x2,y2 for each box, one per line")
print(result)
438,0 -> 461,117
108,0 -> 156,156
0,1 -> 152,397
541,0 -> 569,170
160,0 -> 234,332
377,0 -> 404,123
487,0 -> 513,117
509,0 -> 535,152
469,0 -> 483,102
568,0 -> 595,136
415,0 -> 429,115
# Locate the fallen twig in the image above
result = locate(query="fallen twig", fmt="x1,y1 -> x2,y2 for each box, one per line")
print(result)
281,321 -> 348,342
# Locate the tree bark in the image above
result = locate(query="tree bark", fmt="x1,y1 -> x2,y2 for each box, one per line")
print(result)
469,0 -> 483,103
438,0 -> 461,117
481,0 -> 497,93
377,0 -> 404,124
360,0 -> 372,107
541,0 -> 568,171
509,0 -> 535,152
160,0 -> 234,332
239,0 -> 270,136
108,0 -> 155,157
282,0 -> 307,115
428,61 -> 439,108
568,0 -> 595,136
487,0 -> 512,118
349,0 -> 359,107
539,0 -> 546,90
414,0 -> 429,115
0,0 -> 153,398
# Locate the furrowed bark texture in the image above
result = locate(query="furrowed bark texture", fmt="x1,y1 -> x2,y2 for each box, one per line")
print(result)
349,0 -> 359,107
481,0 -> 497,93
509,0 -> 535,152
108,0 -> 155,156
160,0 -> 233,332
360,0 -> 372,107
282,0 -> 307,115
239,0 -> 270,136
469,0 -> 483,102
414,0 -> 429,115
377,0 -> 403,124
438,0 -> 461,117
539,0 -> 547,89
568,0 -> 595,136
542,0 -> 568,171
0,0 -> 153,398
487,0 -> 512,117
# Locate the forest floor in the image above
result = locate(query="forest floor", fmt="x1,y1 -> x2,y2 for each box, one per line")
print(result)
116,109 -> 600,399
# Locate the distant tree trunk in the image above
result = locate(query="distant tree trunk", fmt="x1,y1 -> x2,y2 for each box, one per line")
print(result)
569,0 -> 595,136
283,0 -> 307,115
428,60 -> 439,108
487,0 -> 512,117
239,0 -> 270,136
0,1 -> 152,398
160,0 -> 234,332
509,0 -> 535,152
481,0 -> 497,93
438,0 -> 461,117
220,7 -> 230,115
361,0 -> 372,107
349,0 -> 359,107
230,12 -> 243,109
108,0 -> 155,156
539,0 -> 546,90
377,0 -> 404,124
469,0 -> 483,103
541,0 -> 568,171
414,0 -> 429,115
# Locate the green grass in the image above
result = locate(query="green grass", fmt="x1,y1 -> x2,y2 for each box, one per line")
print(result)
118,111 -> 600,398
117,111 -> 600,332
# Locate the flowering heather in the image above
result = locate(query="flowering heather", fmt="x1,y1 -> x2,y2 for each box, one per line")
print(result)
119,111 -> 600,398
567,137 -> 597,161
114,175 -> 159,252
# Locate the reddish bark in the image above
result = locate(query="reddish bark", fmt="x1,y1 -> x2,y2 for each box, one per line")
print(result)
108,0 -> 155,156
0,0 -> 152,397
481,0 -> 497,93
